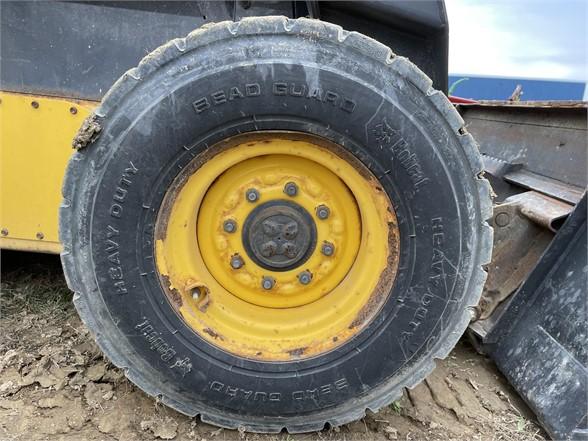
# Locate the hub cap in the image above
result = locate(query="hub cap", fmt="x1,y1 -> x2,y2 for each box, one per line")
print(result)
155,132 -> 400,361
242,200 -> 317,271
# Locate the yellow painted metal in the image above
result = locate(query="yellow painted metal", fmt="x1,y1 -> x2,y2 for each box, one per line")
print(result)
0,237 -> 62,254
155,134 -> 399,361
198,154 -> 361,308
0,91 -> 97,253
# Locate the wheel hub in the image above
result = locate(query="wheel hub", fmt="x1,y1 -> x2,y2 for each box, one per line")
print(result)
242,200 -> 316,271
154,132 -> 399,361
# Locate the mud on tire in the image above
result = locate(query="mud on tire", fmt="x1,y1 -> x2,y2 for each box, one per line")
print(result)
60,16 -> 493,433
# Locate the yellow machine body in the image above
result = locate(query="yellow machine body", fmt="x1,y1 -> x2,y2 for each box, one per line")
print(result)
0,91 -> 97,253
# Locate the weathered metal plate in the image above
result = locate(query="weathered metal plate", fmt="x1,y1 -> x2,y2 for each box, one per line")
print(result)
458,101 -> 587,202
485,194 -> 587,441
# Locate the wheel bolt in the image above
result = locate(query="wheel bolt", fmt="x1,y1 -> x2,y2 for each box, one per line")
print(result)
246,188 -> 259,203
495,212 -> 510,227
230,254 -> 244,269
223,219 -> 237,233
316,204 -> 330,220
321,241 -> 335,256
283,182 -> 298,197
298,270 -> 313,285
261,276 -> 275,290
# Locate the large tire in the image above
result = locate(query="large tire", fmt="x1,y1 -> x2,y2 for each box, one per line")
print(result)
60,17 -> 492,433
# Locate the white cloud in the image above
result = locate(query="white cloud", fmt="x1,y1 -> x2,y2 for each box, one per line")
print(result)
446,0 -> 587,81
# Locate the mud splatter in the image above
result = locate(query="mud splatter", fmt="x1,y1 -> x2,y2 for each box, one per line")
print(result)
72,114 -> 102,150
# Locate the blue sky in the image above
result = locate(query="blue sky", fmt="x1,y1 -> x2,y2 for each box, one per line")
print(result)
446,0 -> 587,82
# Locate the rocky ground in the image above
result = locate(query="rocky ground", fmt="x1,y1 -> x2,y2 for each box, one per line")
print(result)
0,251 -> 546,441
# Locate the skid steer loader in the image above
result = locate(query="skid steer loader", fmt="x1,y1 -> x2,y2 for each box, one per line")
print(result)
1,1 -> 585,438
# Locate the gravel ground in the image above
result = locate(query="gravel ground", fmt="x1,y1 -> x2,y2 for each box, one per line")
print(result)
0,251 -> 546,441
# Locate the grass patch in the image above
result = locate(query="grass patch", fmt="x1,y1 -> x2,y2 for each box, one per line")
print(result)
391,401 -> 402,414
1,255 -> 72,317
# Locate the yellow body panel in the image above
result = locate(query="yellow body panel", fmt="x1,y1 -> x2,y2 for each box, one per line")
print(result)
0,91 -> 97,253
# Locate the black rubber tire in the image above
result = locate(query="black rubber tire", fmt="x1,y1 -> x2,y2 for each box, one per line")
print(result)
60,17 -> 493,433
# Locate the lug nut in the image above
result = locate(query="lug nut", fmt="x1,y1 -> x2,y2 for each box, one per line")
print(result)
223,219 -> 237,233
321,241 -> 335,256
230,254 -> 244,269
246,188 -> 260,203
190,286 -> 209,306
298,270 -> 313,285
261,276 -> 275,290
316,204 -> 330,220
283,182 -> 298,197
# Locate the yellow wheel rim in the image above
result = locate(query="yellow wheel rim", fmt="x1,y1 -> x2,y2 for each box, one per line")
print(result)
155,132 -> 399,361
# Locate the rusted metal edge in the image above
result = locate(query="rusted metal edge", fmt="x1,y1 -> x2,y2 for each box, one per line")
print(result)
504,169 -> 585,206
505,191 -> 575,233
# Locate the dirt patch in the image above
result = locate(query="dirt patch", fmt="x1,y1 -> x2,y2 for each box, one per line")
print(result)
0,251 -> 546,441
72,113 -> 101,150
